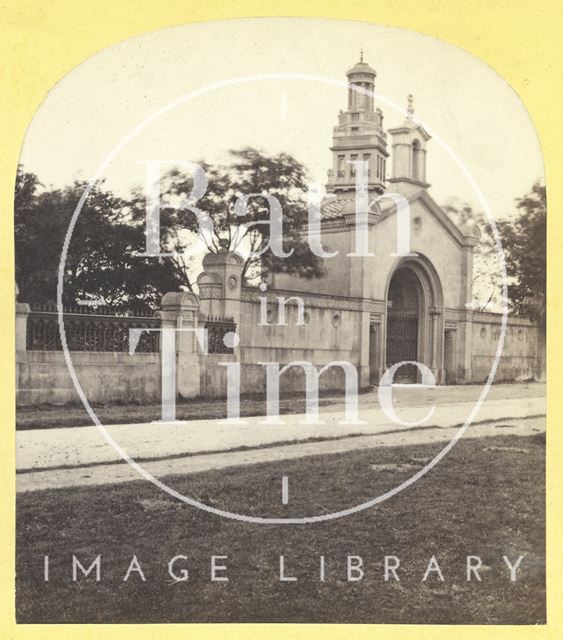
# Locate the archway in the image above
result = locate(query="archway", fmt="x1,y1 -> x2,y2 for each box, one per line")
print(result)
386,268 -> 421,382
383,257 -> 444,384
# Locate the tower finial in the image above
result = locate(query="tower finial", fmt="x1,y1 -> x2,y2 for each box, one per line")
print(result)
407,94 -> 414,118
360,48 -> 364,63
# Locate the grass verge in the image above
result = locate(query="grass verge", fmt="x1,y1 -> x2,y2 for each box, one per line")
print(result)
16,432 -> 545,624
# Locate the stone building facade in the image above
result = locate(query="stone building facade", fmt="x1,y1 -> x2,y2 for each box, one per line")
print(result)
16,58 -> 544,406
263,57 -> 541,389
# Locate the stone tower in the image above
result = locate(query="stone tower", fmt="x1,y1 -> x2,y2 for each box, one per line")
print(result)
326,53 -> 389,200
388,94 -> 431,195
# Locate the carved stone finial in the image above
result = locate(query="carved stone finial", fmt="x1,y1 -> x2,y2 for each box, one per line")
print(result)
407,94 -> 414,119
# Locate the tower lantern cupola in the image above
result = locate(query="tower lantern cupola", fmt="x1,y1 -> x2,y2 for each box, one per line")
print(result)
326,53 -> 389,198
346,50 -> 376,111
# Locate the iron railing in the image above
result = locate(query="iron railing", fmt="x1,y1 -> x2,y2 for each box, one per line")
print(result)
27,304 -> 160,352
204,315 -> 236,354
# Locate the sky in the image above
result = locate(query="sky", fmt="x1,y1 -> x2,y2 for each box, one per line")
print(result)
19,18 -> 544,221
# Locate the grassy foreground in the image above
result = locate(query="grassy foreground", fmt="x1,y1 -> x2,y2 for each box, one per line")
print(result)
16,432 -> 545,624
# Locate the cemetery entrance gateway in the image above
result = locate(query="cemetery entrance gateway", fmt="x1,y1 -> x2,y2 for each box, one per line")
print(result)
382,257 -> 445,384
386,267 -> 420,382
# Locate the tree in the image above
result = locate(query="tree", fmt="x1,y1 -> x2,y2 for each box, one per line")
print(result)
15,148 -> 324,308
497,182 -> 546,324
128,147 -> 325,289
443,200 -> 503,312
14,166 -> 184,310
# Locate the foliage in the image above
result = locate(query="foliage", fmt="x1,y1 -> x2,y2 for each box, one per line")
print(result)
443,201 -> 503,312
127,148 -> 324,288
14,166 -> 183,310
444,183 -> 546,322
497,183 -> 546,324
15,148 -> 324,307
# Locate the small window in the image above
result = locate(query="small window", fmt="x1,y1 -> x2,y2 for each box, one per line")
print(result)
412,140 -> 421,181
363,154 -> 371,177
350,154 -> 358,176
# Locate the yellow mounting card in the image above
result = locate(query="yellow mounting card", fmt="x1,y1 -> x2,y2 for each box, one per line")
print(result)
1,2 -> 561,639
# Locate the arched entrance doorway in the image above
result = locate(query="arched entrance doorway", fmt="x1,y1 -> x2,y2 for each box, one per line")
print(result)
384,257 -> 444,384
386,268 -> 421,382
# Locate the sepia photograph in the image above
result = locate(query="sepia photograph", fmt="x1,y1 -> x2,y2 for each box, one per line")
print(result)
13,16 -> 546,625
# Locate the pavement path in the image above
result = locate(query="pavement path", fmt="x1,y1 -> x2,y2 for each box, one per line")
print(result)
16,394 -> 545,492
16,416 -> 545,493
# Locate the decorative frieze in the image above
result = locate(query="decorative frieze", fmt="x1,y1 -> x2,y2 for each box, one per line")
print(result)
198,284 -> 223,300
241,286 -> 385,313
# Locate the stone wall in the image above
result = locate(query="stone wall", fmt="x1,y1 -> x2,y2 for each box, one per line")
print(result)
17,351 -> 161,406
470,311 -> 544,383
237,287 -> 368,394
15,250 -> 545,407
